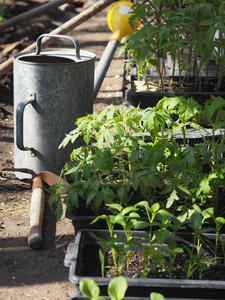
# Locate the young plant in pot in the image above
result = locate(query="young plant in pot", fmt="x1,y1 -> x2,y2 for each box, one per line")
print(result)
68,276 -> 166,300
49,104 -> 150,230
119,0 -> 225,110
64,200 -> 225,299
49,96 -> 225,234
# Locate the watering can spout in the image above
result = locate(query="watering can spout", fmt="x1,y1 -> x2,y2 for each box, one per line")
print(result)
107,0 -> 140,42
94,0 -> 139,100
110,29 -> 126,43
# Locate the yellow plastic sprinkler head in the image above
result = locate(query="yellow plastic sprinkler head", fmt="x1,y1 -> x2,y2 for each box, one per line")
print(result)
107,0 -> 140,43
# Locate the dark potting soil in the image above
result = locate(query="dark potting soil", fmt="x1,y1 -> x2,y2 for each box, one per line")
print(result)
160,77 -> 225,93
132,76 -> 225,93
106,250 -> 225,281
81,244 -> 225,281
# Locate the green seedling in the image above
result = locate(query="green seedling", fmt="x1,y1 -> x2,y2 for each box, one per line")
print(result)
50,98 -> 225,222
108,236 -> 130,275
165,238 -> 184,279
154,229 -> 170,254
79,278 -> 103,300
91,210 -> 119,268
136,239 -> 165,279
47,98 -> 225,281
135,201 -> 160,240
120,0 -> 225,93
79,277 -> 165,300
150,292 -> 166,300
108,276 -> 128,300
168,214 -> 188,239
198,258 -> 214,279
183,246 -> 201,279
90,234 -> 109,278
156,97 -> 203,146
79,276 -> 128,300
105,204 -> 149,269
214,216 -> 225,263
188,209 -> 214,254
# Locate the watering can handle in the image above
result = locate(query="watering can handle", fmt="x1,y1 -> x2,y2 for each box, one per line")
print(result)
35,34 -> 81,60
16,92 -> 36,153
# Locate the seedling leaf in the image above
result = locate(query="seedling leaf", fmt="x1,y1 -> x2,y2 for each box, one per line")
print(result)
108,276 -> 128,300
80,278 -> 100,298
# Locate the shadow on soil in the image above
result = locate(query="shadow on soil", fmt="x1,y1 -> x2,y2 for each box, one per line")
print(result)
0,199 -> 75,287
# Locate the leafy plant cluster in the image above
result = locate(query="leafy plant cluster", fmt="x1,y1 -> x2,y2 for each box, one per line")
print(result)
79,276 -> 165,300
119,0 -> 225,92
49,96 -> 225,220
92,202 -> 225,280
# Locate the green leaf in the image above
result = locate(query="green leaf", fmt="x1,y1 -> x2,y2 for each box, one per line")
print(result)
114,122 -> 124,136
122,206 -> 138,216
151,252 -> 165,266
150,292 -> 166,300
215,217 -> 225,226
202,207 -> 214,220
174,247 -> 184,253
83,164 -> 91,179
199,19 -> 214,26
48,192 -> 60,208
117,186 -> 125,202
106,203 -> 123,212
92,180 -> 101,192
166,238 -> 176,250
108,276 -> 128,300
105,129 -> 115,146
217,20 -> 225,34
99,248 -> 105,264
177,184 -> 191,196
196,176 -> 211,196
189,211 -> 202,229
182,146 -> 195,166
198,258 -> 214,265
102,187 -> 116,200
80,279 -> 100,298
97,133 -> 104,148
135,200 -> 149,210
87,190 -> 97,206
155,229 -> 170,244
166,189 -> 179,208
55,201 -> 63,221
151,202 -> 160,213
133,220 -> 150,230
90,215 -> 107,225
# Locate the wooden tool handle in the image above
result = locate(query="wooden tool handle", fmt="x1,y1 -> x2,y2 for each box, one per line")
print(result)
28,177 -> 45,249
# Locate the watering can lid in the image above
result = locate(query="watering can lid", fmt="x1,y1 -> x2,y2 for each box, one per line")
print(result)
14,34 -> 96,65
14,48 -> 96,65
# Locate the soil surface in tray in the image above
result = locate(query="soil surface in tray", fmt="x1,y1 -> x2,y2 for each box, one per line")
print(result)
82,246 -> 225,281
0,1 -> 125,299
131,77 -> 225,93
106,250 -> 225,280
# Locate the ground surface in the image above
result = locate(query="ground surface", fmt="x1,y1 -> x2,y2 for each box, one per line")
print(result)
0,1 -> 125,299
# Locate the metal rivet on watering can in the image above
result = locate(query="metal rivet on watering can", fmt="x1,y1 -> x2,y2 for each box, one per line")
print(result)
13,34 -> 96,178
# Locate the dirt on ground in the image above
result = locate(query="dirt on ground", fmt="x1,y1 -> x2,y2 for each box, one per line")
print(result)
0,1 -> 125,299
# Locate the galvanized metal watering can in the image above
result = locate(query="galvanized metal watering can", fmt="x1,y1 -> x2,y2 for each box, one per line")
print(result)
11,1 -> 139,250
13,34 -> 96,178
13,1 -> 139,179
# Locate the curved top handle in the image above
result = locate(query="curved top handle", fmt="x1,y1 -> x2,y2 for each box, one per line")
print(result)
35,34 -> 81,60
